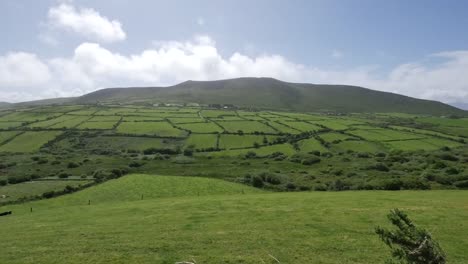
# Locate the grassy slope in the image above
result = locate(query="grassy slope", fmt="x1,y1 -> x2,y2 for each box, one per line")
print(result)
1,175 -> 468,264
74,78 -> 466,115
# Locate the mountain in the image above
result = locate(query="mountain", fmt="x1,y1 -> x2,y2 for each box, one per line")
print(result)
0,102 -> 11,108
75,77 -> 465,115
13,97 -> 76,107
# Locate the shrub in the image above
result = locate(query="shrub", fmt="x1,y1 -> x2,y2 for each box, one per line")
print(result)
382,179 -> 403,190
314,184 -> 327,191
7,175 -> 31,184
251,175 -> 264,188
454,180 -> 468,189
58,172 -> 71,179
42,191 -> 55,199
369,163 -> 390,172
438,153 -> 458,161
67,162 -> 80,168
0,179 -> 7,186
244,151 -> 257,159
183,148 -> 194,156
357,152 -> 371,158
432,162 -> 447,169
375,209 -> 446,264
445,167 -> 459,175
302,156 -> 321,165
129,161 -> 144,168
286,182 -> 296,190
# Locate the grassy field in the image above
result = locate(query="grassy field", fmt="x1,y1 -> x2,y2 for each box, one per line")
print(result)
177,122 -> 223,133
117,121 -> 186,137
218,120 -> 277,133
0,131 -> 62,152
0,180 -> 91,203
0,131 -> 21,144
218,134 -> 276,149
0,175 -> 467,264
185,134 -> 218,149
208,143 -> 297,157
1,104 -> 467,196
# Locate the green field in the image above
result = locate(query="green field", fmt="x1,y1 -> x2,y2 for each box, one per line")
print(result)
117,121 -> 186,137
0,131 -> 62,152
282,121 -> 322,132
319,132 -> 357,143
79,136 -> 178,151
267,121 -> 301,134
218,120 -> 277,133
331,140 -> 385,153
1,175 -> 467,264
208,143 -> 296,157
185,134 -> 218,149
218,134 -> 276,149
77,121 -> 117,130
177,122 -> 223,133
0,131 -> 21,144
297,137 -> 328,152
0,180 -> 90,203
49,116 -> 90,129
0,121 -> 23,129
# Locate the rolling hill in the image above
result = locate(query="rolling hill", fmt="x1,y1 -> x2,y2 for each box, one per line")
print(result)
74,77 -> 466,115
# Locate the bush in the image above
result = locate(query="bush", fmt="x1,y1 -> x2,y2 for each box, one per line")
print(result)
357,152 -> 371,158
67,162 -> 80,168
445,167 -> 459,175
375,209 -> 446,264
314,184 -> 327,191
143,147 -> 179,155
382,179 -> 403,190
129,161 -> 144,168
438,153 -> 458,161
244,151 -> 257,159
302,156 -> 321,165
369,163 -> 390,172
183,148 -> 194,156
454,180 -> 468,189
251,175 -> 264,188
58,172 -> 71,179
7,175 -> 31,184
286,182 -> 296,190
42,191 -> 55,199
0,179 -> 7,186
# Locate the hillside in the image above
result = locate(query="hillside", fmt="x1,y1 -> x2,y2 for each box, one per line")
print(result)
0,102 -> 11,108
1,175 -> 468,263
75,77 -> 466,115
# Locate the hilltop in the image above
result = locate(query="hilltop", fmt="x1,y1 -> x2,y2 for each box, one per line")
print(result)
73,77 -> 466,115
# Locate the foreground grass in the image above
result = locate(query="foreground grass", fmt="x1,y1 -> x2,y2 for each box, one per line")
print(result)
0,175 -> 467,263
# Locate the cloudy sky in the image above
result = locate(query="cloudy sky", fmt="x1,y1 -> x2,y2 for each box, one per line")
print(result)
1,0 -> 468,109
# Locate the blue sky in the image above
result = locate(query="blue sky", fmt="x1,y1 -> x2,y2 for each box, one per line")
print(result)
1,0 -> 468,108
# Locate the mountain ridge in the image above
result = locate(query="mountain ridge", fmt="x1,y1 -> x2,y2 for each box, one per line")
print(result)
75,77 -> 465,115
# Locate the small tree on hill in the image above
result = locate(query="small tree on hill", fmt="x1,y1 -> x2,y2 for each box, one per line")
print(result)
375,209 -> 446,264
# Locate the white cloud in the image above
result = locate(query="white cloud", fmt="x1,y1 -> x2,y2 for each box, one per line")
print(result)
197,17 -> 205,26
0,52 -> 51,87
47,3 -> 126,43
0,36 -> 467,108
331,50 -> 343,59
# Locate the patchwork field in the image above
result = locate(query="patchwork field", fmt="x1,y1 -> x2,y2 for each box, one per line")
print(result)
0,131 -> 62,152
116,121 -> 186,137
0,104 -> 467,195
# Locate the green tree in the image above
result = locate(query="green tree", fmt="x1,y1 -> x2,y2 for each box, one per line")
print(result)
375,209 -> 446,264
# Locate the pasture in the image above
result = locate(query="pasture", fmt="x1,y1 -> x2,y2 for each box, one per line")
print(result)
116,121 -> 186,137
0,131 -> 62,153
0,175 -> 467,264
